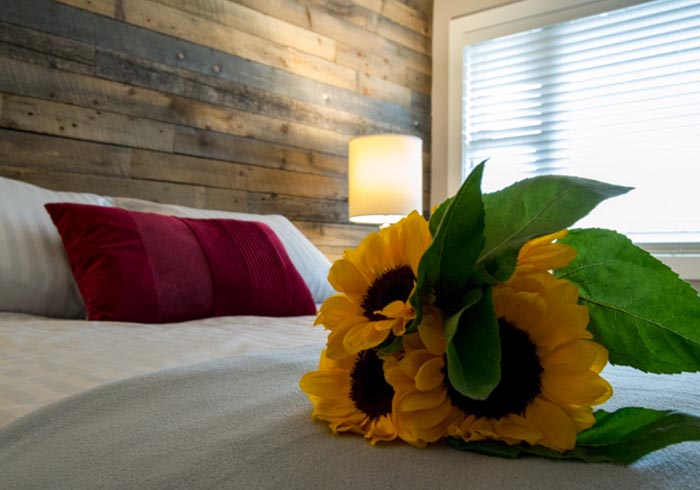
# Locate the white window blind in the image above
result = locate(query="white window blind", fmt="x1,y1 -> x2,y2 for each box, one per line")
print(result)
462,0 -> 700,242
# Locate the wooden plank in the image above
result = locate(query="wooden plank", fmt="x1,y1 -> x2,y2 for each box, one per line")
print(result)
0,21 -> 95,66
315,245 -> 345,262
0,41 -> 93,76
358,72 -> 412,108
293,220 -> 375,248
1,164 -> 346,223
300,0 -> 430,56
0,165 -> 226,210
173,126 -> 347,177
57,0 -> 365,96
0,0 -> 422,131
0,129 -> 131,177
151,0 -> 337,61
54,0 -> 115,16
336,43 -> 430,96
0,94 -> 175,152
402,0 -> 433,18
406,67 -> 432,97
234,0 -> 431,76
412,90 -> 431,115
352,0 -> 430,36
0,56 -> 177,122
130,149 -> 347,201
166,95 -> 349,156
0,56 -> 350,156
95,50 -> 419,138
375,12 -> 431,55
245,193 -> 347,223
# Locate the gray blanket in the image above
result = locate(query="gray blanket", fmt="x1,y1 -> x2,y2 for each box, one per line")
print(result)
1,345 -> 699,490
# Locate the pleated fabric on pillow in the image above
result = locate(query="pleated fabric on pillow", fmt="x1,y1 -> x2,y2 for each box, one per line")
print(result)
45,203 -> 316,323
112,197 -> 336,304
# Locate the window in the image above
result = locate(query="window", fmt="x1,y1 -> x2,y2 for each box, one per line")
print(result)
463,0 -> 700,241
447,0 -> 699,280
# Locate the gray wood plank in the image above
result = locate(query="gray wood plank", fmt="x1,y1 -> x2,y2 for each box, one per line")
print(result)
95,49 -> 422,139
0,0 -> 424,131
173,126 -> 346,177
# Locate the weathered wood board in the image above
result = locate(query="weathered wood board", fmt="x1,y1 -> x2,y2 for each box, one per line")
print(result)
0,0 -> 432,259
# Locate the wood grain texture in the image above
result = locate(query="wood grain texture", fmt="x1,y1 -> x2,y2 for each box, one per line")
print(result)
0,94 -> 175,152
173,126 -> 347,177
0,129 -> 131,177
130,149 -> 347,201
152,0 -> 337,60
0,0 -> 426,130
0,0 -> 433,257
0,20 -> 94,71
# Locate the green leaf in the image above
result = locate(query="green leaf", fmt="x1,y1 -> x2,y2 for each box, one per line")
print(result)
443,288 -> 482,344
412,162 -> 486,320
376,335 -> 403,356
449,408 -> 700,465
428,197 -> 453,236
475,176 -> 631,283
556,228 -> 700,373
445,288 -> 500,400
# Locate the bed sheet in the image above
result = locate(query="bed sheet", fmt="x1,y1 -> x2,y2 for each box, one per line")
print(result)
2,345 -> 699,490
0,312 -> 326,426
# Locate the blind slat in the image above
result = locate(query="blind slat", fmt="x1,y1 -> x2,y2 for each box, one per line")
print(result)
463,0 -> 700,240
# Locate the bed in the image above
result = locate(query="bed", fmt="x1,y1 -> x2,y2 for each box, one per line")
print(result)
1,176 -> 699,490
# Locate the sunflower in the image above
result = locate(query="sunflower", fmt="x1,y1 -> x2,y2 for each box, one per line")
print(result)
315,211 -> 431,359
299,348 -> 399,444
388,231 -> 613,452
384,306 -> 461,447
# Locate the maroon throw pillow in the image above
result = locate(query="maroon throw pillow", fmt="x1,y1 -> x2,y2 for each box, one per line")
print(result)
45,203 -> 316,323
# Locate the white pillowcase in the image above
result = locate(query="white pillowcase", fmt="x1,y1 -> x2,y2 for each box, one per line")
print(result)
0,176 -> 114,318
112,197 -> 336,304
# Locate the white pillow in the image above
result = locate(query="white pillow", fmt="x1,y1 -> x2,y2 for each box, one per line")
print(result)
0,176 -> 114,317
112,197 -> 336,304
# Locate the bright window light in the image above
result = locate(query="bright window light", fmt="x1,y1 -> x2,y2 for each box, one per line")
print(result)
462,0 -> 700,243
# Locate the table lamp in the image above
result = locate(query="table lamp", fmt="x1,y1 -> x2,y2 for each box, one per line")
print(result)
348,134 -> 423,228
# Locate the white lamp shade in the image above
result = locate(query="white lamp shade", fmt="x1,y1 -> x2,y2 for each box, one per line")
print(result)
348,134 -> 423,225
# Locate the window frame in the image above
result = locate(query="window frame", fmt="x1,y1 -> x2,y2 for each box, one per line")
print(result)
440,0 -> 700,281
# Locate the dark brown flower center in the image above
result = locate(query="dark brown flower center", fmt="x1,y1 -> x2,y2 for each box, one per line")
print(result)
361,265 -> 416,321
350,349 -> 394,420
446,320 -> 543,419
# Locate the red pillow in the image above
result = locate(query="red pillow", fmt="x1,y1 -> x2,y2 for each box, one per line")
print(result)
45,203 -> 316,323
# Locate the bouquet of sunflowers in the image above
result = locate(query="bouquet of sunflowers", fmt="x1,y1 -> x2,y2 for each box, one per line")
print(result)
300,163 -> 700,464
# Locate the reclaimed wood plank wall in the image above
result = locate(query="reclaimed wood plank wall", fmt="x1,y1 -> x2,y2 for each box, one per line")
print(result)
0,0 -> 433,260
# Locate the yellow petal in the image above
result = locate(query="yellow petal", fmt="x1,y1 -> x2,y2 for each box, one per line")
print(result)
314,294 -> 362,328
495,414 -> 542,446
328,259 -> 370,299
541,340 -> 602,373
403,211 -> 431,272
376,300 -> 415,321
398,388 -> 447,411
325,317 -> 366,360
525,397 -> 577,452
365,416 -> 398,444
399,350 -> 435,378
299,369 -> 347,398
541,370 -> 613,406
501,290 -> 547,331
417,308 -> 447,356
563,405 -> 596,432
414,357 -> 445,391
342,322 -> 389,355
588,341 -> 609,373
355,232 -> 387,280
